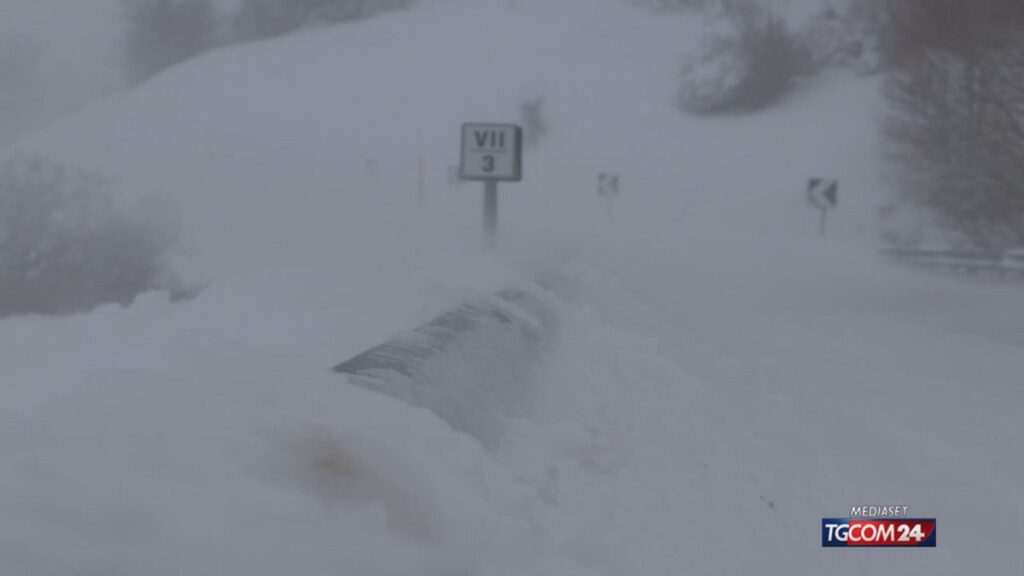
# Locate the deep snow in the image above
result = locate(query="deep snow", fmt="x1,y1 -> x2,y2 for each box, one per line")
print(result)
2,0 -> 1022,574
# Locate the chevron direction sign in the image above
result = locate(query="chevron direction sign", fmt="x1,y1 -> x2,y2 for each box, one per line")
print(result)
808,178 -> 838,237
598,173 -> 620,197
808,178 -> 838,210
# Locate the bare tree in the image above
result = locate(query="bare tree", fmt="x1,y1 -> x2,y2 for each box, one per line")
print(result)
883,0 -> 1024,248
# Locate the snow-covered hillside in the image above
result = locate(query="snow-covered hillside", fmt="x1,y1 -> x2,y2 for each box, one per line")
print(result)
2,0 -> 1022,574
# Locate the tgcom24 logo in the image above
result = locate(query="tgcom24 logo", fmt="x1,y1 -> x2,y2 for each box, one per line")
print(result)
822,506 -> 936,548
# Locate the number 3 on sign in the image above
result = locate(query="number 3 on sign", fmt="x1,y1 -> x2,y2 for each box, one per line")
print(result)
482,155 -> 495,173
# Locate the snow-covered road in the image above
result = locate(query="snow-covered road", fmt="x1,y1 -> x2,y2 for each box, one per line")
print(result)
500,229 -> 1024,574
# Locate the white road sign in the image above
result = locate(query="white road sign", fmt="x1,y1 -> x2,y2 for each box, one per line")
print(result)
460,123 -> 523,182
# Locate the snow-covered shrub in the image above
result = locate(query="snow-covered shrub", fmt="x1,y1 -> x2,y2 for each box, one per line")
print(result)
0,156 -> 181,317
625,0 -> 708,13
310,0 -> 413,23
519,96 -> 548,148
233,0 -> 413,41
233,0 -> 310,40
797,6 -> 881,74
679,1 -> 810,114
123,0 -> 217,86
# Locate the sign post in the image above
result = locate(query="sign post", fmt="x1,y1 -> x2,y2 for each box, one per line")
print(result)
484,180 -> 498,249
807,178 -> 838,237
460,123 -> 523,250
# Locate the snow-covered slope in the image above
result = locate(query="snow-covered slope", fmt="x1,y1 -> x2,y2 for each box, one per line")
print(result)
2,0 -> 1022,574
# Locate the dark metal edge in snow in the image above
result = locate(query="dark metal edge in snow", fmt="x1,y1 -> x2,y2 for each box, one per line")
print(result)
334,288 -> 545,377
332,286 -> 557,447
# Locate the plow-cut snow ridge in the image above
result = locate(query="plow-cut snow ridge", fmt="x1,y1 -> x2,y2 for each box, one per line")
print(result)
2,0 -> 1023,574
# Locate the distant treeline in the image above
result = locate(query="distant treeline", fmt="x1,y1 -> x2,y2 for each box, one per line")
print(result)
124,0 -> 413,86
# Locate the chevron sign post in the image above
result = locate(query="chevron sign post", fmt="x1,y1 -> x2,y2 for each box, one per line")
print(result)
808,178 -> 838,237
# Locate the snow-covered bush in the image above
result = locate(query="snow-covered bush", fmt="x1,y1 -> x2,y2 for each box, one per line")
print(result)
123,0 -> 217,86
679,1 -> 810,114
233,0 -> 311,40
0,156 -> 181,317
233,0 -> 413,41
796,6 -> 881,74
519,96 -> 548,148
625,0 -> 708,13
